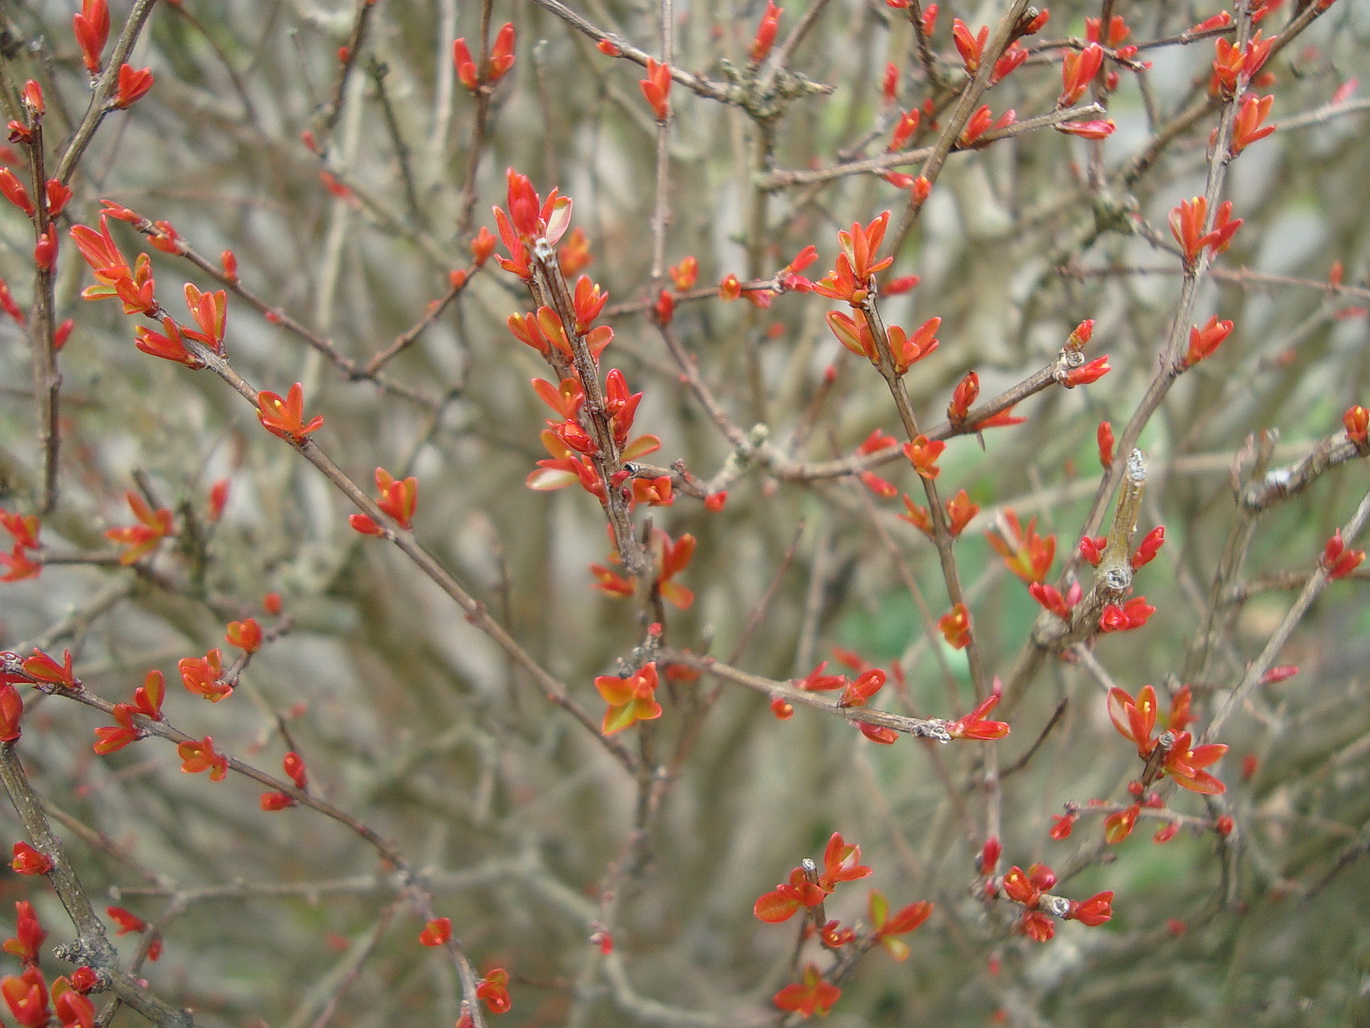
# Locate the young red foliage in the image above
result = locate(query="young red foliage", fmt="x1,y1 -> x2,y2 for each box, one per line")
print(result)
986,510 -> 1055,583
257,383 -> 324,443
9,843 -> 52,877
418,917 -> 451,946
3,902 -> 46,966
773,963 -> 841,1017
72,0 -> 111,74
177,736 -> 229,780
105,490 -> 174,565
595,663 -> 662,734
750,1 -> 783,63
945,690 -> 1010,740
112,64 -> 155,108
476,967 -> 512,1013
640,58 -> 671,121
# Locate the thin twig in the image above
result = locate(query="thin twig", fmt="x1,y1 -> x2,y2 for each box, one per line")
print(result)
0,745 -> 195,1027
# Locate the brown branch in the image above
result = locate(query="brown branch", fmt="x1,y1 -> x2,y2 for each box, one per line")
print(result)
663,649 -> 956,743
314,0 -> 380,137
54,0 -> 160,184
0,745 -> 195,1027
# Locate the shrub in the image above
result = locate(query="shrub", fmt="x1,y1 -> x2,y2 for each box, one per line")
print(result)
0,1 -> 1367,1026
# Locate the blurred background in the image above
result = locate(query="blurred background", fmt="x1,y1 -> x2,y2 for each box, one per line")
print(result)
0,1 -> 1368,1025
